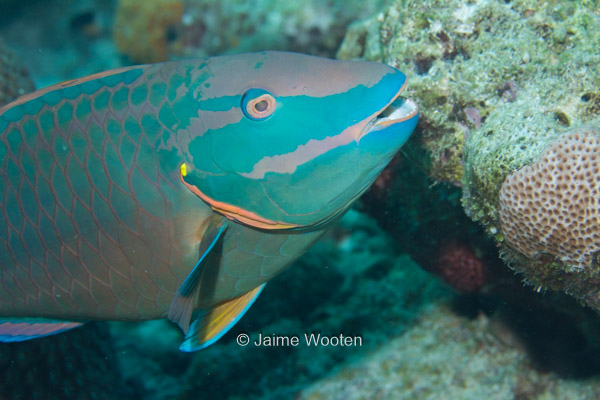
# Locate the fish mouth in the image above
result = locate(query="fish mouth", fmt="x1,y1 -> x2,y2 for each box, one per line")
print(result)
359,93 -> 419,139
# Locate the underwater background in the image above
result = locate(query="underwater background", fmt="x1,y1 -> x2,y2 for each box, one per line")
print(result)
2,0 -> 600,399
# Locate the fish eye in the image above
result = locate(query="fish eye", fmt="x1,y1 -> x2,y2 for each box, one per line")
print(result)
242,89 -> 276,120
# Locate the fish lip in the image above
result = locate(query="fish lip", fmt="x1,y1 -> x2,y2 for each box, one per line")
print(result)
359,83 -> 419,139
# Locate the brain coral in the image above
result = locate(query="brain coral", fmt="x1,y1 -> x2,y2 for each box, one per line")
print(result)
499,127 -> 600,270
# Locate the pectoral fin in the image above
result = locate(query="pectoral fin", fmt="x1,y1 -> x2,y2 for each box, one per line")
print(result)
179,283 -> 266,352
168,217 -> 228,334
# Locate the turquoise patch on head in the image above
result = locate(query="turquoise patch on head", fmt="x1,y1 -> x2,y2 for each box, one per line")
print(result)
199,95 -> 237,112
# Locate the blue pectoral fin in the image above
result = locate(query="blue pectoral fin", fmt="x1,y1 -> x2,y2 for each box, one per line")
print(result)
168,217 -> 228,334
179,283 -> 266,352
0,318 -> 83,342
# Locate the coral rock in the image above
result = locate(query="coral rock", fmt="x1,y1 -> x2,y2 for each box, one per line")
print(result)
499,127 -> 600,270
434,241 -> 488,293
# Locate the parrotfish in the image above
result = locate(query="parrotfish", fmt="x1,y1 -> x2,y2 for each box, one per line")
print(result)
0,51 -> 418,351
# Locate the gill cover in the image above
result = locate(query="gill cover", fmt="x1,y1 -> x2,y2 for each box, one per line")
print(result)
180,51 -> 417,230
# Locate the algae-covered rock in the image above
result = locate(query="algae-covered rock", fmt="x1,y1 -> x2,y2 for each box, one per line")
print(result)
295,302 -> 600,400
340,0 -> 600,311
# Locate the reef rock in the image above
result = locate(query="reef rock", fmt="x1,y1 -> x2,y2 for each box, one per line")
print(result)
341,0 -> 600,311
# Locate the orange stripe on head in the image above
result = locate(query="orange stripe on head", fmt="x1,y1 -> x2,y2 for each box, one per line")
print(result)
180,164 -> 298,230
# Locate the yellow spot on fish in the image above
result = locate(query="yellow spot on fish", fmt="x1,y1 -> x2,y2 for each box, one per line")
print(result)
180,163 -> 187,177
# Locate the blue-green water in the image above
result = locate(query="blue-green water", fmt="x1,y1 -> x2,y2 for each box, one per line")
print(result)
2,1 -> 600,399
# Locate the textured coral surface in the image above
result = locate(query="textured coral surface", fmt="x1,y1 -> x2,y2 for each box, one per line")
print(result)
434,241 -> 489,292
341,0 -> 600,310
500,128 -> 600,270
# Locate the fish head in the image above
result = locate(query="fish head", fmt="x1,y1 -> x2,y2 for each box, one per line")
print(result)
181,51 -> 418,230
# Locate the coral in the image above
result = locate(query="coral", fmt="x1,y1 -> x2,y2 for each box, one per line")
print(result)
433,241 -> 489,293
499,128 -> 600,270
359,143 -> 501,297
339,0 -> 600,309
113,0 -> 184,63
0,41 -> 34,106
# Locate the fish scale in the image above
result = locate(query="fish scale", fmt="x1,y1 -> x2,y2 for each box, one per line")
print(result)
0,62 -> 324,318
0,52 -> 418,350
0,65 -> 184,318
